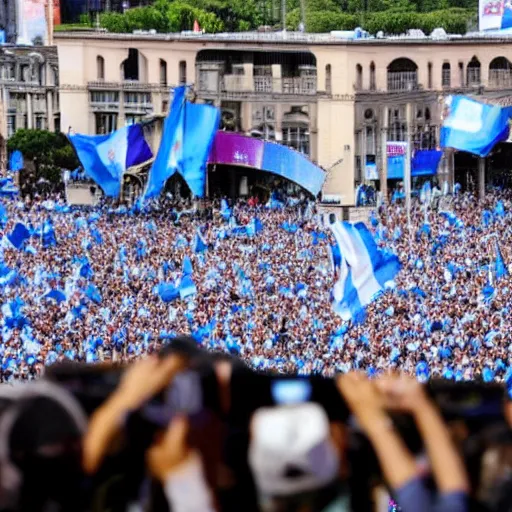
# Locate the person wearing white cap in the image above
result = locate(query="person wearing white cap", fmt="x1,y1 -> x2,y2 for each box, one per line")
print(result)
248,402 -> 349,512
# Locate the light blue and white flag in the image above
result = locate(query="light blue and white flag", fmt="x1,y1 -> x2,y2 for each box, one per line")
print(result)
42,219 -> 57,248
194,228 -> 208,253
330,221 -> 401,321
69,124 -> 153,197
495,242 -> 509,279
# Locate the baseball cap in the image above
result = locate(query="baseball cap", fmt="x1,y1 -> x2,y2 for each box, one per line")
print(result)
248,403 -> 340,497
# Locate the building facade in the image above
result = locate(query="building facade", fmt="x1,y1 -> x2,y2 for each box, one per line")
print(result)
0,46 -> 60,139
55,31 -> 512,204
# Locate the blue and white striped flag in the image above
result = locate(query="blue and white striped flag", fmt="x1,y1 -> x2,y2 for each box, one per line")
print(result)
330,221 -> 401,321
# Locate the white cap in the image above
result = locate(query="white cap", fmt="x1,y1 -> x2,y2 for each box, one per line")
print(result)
248,403 -> 340,497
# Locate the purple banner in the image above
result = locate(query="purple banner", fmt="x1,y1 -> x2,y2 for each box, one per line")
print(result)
208,131 -> 264,169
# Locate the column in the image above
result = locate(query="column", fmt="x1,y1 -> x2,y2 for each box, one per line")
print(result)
478,157 -> 485,200
361,124 -> 367,185
404,103 -> 413,229
46,90 -> 54,132
445,148 -> 454,192
379,105 -> 388,202
117,89 -> 125,129
26,92 -> 33,129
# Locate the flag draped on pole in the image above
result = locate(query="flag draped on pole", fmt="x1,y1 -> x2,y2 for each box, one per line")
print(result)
69,124 -> 153,197
143,86 -> 220,199
330,221 -> 401,321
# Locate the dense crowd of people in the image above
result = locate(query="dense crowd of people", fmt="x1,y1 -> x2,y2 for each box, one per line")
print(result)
0,185 -> 511,388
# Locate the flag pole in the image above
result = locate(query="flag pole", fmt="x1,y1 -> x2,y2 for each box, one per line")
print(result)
405,103 -> 413,231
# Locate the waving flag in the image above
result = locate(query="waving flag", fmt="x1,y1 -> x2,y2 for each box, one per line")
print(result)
194,229 -> 208,253
440,95 -> 512,157
495,242 -> 509,279
69,124 -> 153,197
330,221 -> 401,321
42,219 -> 57,248
43,289 -> 66,304
4,223 -> 30,250
144,86 -> 220,199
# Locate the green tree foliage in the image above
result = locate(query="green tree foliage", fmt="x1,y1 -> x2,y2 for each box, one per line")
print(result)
7,130 -> 79,183
98,0 -> 476,35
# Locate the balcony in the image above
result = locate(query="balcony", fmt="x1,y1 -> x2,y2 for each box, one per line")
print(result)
206,75 -> 317,97
387,71 -> 419,92
87,81 -> 165,92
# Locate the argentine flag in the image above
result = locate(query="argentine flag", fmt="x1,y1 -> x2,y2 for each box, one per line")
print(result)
330,221 -> 401,321
69,124 -> 153,197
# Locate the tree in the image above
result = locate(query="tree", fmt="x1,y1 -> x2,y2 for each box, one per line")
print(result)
7,130 -> 79,184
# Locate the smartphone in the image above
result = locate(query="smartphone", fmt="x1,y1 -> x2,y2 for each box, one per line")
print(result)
229,367 -> 350,427
141,365 -> 220,427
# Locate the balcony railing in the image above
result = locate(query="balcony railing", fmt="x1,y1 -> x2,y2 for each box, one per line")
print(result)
90,101 -> 120,112
216,75 -> 317,95
387,71 -> 418,91
489,69 -> 512,88
88,81 -> 165,91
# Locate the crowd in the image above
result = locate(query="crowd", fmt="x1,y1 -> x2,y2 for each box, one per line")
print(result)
0,184 -> 511,512
0,186 -> 511,386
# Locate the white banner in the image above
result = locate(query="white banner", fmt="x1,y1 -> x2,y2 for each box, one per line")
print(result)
479,0 -> 504,31
16,0 -> 48,45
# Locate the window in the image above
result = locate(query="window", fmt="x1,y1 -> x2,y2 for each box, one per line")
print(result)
35,116 -> 45,130
489,56 -> 512,87
325,64 -> 332,94
442,62 -> 451,88
159,59 -> 167,86
369,61 -> 376,90
124,92 -> 151,105
355,64 -> 363,90
97,56 -> 105,80
90,91 -> 119,104
458,61 -> 464,87
387,58 -> 418,91
282,126 -> 310,155
466,56 -> 481,86
366,125 -> 376,155
125,115 -> 143,126
95,113 -> 118,134
427,62 -> 432,89
199,69 -> 219,92
2,63 -> 14,80
19,64 -> 29,82
179,60 -> 187,85
122,49 -> 139,81
7,115 -> 15,138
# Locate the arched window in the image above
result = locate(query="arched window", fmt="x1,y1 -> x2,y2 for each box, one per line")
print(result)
489,56 -> 512,87
355,64 -> 363,90
97,55 -> 105,80
179,60 -> 187,85
325,64 -> 331,94
369,61 -> 376,90
442,62 -> 451,88
159,59 -> 167,86
387,58 -> 418,91
427,62 -> 432,89
282,106 -> 310,156
466,56 -> 481,86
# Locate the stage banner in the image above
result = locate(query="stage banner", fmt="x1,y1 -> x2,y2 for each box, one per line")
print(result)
479,0 -> 512,31
16,0 -> 48,45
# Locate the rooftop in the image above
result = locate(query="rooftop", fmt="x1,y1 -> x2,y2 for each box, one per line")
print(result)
53,28 -> 512,45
